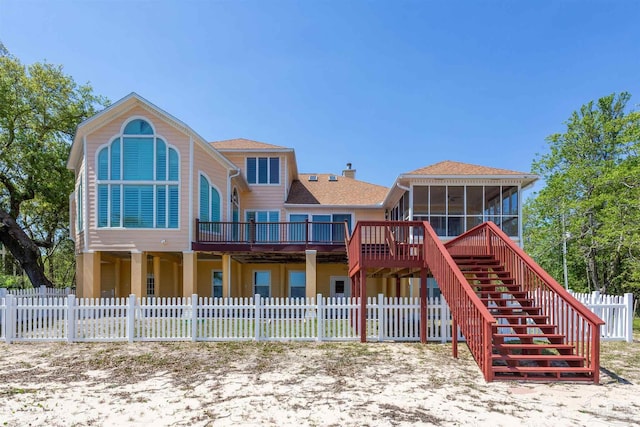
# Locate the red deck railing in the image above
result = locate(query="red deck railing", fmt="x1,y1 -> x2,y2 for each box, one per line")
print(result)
421,221 -> 497,382
445,221 -> 605,383
196,219 -> 350,246
347,221 -> 425,276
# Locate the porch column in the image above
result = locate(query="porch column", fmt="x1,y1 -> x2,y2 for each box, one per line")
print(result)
153,256 -> 162,297
305,250 -> 317,298
114,258 -> 121,297
81,251 -> 101,298
360,268 -> 367,343
172,262 -> 180,296
182,251 -> 197,297
420,269 -> 428,344
131,251 -> 147,297
222,254 -> 231,298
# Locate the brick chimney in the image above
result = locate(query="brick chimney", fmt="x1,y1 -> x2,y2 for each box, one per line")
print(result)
342,162 -> 356,179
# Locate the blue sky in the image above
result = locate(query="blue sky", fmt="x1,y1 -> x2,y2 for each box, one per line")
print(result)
1,1 -> 639,194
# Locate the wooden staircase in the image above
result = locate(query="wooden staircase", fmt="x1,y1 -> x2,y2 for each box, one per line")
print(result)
452,254 -> 594,381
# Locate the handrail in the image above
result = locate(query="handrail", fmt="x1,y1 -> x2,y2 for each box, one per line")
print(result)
196,219 -> 349,245
422,221 -> 496,382
446,221 -> 604,382
446,222 -> 605,327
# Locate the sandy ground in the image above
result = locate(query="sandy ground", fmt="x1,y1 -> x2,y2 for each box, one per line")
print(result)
0,339 -> 639,426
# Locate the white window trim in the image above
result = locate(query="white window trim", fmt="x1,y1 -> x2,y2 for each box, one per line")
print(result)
198,172 -> 223,223
246,156 -> 280,186
94,116 -> 181,230
253,270 -> 271,297
288,270 -> 306,298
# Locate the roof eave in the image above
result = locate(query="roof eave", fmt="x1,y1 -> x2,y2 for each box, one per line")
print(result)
284,203 -> 384,209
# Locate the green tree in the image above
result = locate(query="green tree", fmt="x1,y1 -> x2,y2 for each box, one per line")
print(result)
0,49 -> 107,287
524,93 -> 640,297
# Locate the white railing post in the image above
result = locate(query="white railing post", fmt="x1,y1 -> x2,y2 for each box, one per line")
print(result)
378,294 -> 384,342
5,294 -> 14,344
254,294 -> 261,341
67,294 -> 76,343
625,293 -> 634,343
316,293 -> 323,342
191,294 -> 198,342
127,294 -> 136,342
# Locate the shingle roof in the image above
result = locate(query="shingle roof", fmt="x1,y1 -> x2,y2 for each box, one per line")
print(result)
407,160 -> 529,176
210,138 -> 289,150
286,174 -> 388,205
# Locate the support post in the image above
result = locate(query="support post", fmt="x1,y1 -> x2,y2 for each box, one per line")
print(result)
67,294 -> 76,343
254,294 -> 262,341
127,294 -> 136,343
420,269 -> 427,344
153,256 -> 161,297
625,293 -> 634,343
360,268 -> 367,343
317,293 -> 324,342
305,250 -> 317,298
452,317 -> 458,358
5,294 -> 14,343
191,294 -> 198,342
182,251 -> 197,297
131,251 -> 147,297
222,254 -> 232,298
395,277 -> 401,298
378,293 -> 385,342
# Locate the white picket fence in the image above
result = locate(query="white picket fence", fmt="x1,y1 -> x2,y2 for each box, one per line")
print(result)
0,294 -> 463,343
570,291 -> 634,343
0,286 -> 74,298
0,290 -> 633,343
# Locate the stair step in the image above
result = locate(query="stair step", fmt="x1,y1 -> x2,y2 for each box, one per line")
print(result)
494,333 -> 565,340
490,314 -> 548,320
487,306 -> 542,312
452,255 -> 495,260
492,354 -> 585,362
493,324 -> 557,332
492,366 -> 594,375
493,343 -> 575,351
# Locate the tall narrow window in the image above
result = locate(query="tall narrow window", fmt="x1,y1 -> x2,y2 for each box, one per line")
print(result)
212,270 -> 223,298
254,271 -> 271,297
289,271 -> 306,298
77,177 -> 83,231
96,118 -> 179,228
199,174 -> 221,225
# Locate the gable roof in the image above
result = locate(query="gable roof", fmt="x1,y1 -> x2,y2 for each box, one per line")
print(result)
211,138 -> 290,151
67,93 -> 238,172
407,160 -> 528,176
286,174 -> 388,206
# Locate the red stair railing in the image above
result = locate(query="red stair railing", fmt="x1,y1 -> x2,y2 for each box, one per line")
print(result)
422,221 -> 497,382
446,221 -> 605,383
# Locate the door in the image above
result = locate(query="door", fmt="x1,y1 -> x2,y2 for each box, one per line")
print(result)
330,276 -> 350,298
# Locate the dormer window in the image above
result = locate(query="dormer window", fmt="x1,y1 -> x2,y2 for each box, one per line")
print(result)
308,175 -> 318,182
328,175 -> 338,182
246,157 -> 279,184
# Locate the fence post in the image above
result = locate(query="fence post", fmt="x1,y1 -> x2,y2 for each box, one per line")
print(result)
39,285 -> 46,298
191,294 -> 198,342
67,294 -> 76,343
65,287 -> 71,296
441,298 -> 448,344
625,293 -> 634,343
127,294 -> 136,342
316,293 -> 323,342
254,294 -> 261,341
5,294 -> 14,344
0,288 -> 6,299
378,294 -> 384,342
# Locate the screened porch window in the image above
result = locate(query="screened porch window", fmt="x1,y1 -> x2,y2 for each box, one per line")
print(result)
410,185 -> 520,237
96,118 -> 179,228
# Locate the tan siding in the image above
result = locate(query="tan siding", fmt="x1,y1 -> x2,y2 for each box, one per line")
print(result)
193,143 -> 229,221
84,106 -> 192,252
221,152 -> 288,218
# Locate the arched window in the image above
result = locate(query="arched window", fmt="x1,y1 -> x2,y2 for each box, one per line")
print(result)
96,118 -> 179,228
199,174 -> 221,223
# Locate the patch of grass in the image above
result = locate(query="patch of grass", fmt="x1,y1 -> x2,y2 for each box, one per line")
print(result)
0,387 -> 37,396
633,316 -> 640,333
